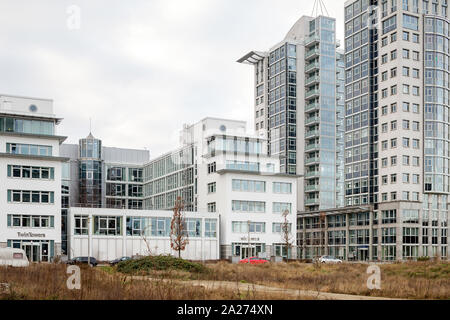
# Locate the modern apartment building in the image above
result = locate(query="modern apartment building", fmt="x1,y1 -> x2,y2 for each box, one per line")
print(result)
298,0 -> 449,262
0,94 -> 68,262
239,15 -> 345,213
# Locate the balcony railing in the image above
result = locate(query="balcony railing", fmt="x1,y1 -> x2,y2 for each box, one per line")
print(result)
305,62 -> 320,73
305,75 -> 320,86
305,102 -> 320,112
305,116 -> 320,125
305,89 -> 320,99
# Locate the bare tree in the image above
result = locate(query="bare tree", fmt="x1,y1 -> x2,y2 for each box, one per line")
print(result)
281,209 -> 294,260
170,196 -> 189,258
140,224 -> 154,257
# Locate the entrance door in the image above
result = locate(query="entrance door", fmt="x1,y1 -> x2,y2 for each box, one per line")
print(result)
358,249 -> 368,261
241,246 -> 256,259
23,243 -> 40,262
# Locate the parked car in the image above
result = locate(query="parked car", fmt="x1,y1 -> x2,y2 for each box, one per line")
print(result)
0,248 -> 29,267
238,257 -> 269,265
318,255 -> 342,264
109,256 -> 131,266
67,256 -> 97,267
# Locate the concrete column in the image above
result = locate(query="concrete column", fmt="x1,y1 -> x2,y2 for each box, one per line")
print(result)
345,213 -> 349,261
369,210 -> 373,261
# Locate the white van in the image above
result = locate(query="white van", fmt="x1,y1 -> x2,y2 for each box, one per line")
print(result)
0,248 -> 30,267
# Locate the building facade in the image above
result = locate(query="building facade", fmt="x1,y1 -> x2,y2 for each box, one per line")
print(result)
0,94 -> 67,262
143,118 -> 299,260
298,0 -> 449,262
68,207 -> 219,261
239,15 -> 345,213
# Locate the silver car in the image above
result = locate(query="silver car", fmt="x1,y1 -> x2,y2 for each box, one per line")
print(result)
318,255 -> 342,264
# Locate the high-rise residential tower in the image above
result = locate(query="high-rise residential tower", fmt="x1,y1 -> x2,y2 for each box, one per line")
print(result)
239,15 -> 345,212
297,0 -> 449,262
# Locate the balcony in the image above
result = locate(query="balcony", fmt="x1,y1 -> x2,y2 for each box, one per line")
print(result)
305,102 -> 320,112
305,129 -> 319,138
305,156 -> 320,165
305,170 -> 319,178
305,198 -> 320,205
305,62 -> 320,73
305,75 -> 320,86
305,184 -> 320,192
305,48 -> 319,60
305,116 -> 320,125
305,88 -> 320,99
305,34 -> 320,47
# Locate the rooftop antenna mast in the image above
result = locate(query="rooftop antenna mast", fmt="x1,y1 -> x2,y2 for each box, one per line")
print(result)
311,0 -> 329,17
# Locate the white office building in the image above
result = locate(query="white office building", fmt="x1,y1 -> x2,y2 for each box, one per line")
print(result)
144,118 -> 299,260
68,207 -> 219,261
0,94 -> 67,262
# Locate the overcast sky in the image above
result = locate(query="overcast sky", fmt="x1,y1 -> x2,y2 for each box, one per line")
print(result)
0,0 -> 345,158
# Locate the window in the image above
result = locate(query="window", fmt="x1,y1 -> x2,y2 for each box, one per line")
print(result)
403,137 -> 410,148
391,138 -> 397,148
7,214 -> 54,229
403,14 -> 419,31
412,86 -> 419,96
391,103 -> 397,113
273,182 -> 292,194
412,51 -> 419,61
232,200 -> 265,213
391,174 -> 397,183
207,182 -> 216,194
391,49 -> 397,60
391,192 -> 398,200
272,202 -> 292,214
94,216 -> 122,236
205,219 -> 217,238
402,49 -> 410,59
391,67 -> 397,78
232,179 -> 266,192
402,191 -> 410,200
402,67 -> 410,77
382,140 -> 388,150
184,218 -> 202,237
391,156 -> 397,166
382,54 -> 388,64
391,85 -> 397,95
74,215 -> 88,235
413,156 -> 419,166
382,71 -> 388,81
413,174 -> 419,184
412,103 -> 419,113
412,139 -> 419,149
403,84 -> 410,94
207,162 -> 216,174
6,143 -> 52,156
382,158 -> 388,167
7,190 -> 54,204
7,165 -> 54,180
412,121 -> 419,131
403,102 -> 410,112
403,31 -> 410,41
207,202 -> 216,213
412,69 -> 419,78
403,173 -> 410,183
232,221 -> 266,233
382,210 -> 397,224
403,155 -> 410,165
403,120 -> 410,130
272,223 -> 292,233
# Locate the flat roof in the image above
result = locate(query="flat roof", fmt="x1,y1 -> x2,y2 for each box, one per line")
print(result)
297,205 -> 373,216
237,51 -> 267,65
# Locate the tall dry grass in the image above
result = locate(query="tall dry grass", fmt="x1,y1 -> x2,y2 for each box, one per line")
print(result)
198,261 -> 450,299
0,263 -> 301,300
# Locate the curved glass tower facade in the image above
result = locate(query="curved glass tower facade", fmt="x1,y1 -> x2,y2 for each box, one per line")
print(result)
424,15 -> 450,193
78,133 -> 102,207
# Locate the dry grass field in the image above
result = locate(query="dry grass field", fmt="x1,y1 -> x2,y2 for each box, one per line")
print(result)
0,260 -> 448,300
